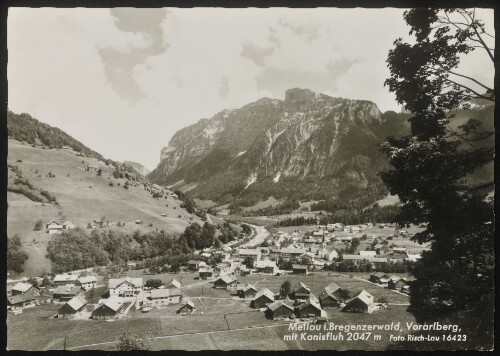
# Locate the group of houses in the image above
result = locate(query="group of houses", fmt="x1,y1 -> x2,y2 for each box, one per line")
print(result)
45,220 -> 77,234
370,272 -> 410,293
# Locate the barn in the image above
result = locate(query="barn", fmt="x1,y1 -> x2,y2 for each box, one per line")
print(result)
251,288 -> 275,308
57,296 -> 88,319
343,290 -> 375,313
91,296 -> 125,320
213,275 -> 238,289
265,301 -> 294,320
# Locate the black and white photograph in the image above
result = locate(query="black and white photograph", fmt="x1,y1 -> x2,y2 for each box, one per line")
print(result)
4,3 -> 495,351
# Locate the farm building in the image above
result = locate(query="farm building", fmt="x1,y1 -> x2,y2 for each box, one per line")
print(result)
265,301 -> 294,320
57,296 -> 88,319
213,275 -> 238,289
109,277 -> 143,297
91,296 -> 125,320
392,247 -> 408,256
199,267 -> 214,280
166,278 -> 182,289
46,220 -> 63,234
145,288 -> 181,306
177,300 -> 196,314
187,260 -> 203,271
53,285 -> 85,302
255,260 -> 278,275
11,282 -> 39,296
292,264 -> 309,275
359,251 -> 377,257
53,273 -> 80,286
251,288 -> 275,308
76,276 -> 97,291
318,282 -> 345,308
374,244 -> 390,255
292,282 -> 311,300
62,221 -> 76,230
7,293 -> 37,310
388,276 -> 409,290
343,290 -> 375,313
295,299 -> 324,318
405,254 -> 422,262
370,272 -> 391,284
236,284 -> 258,299
232,264 -> 251,276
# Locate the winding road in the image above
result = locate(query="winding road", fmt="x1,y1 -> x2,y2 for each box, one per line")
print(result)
239,224 -> 270,248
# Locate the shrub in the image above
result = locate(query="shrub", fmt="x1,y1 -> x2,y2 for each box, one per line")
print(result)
34,219 -> 43,231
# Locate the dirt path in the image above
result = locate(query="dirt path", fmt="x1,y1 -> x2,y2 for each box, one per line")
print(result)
67,319 -> 312,350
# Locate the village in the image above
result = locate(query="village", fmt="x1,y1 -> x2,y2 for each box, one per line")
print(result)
7,219 -> 429,350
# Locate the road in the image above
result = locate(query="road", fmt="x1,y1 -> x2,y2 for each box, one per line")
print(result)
239,224 -> 270,248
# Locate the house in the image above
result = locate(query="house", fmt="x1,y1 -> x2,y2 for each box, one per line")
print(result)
187,260 -> 202,271
292,264 -> 309,275
265,301 -> 294,320
392,247 -> 408,256
11,282 -> 39,296
279,247 -> 306,261
343,290 -> 375,313
46,220 -> 63,234
85,165 -> 99,172
370,272 -> 391,284
255,260 -> 278,275
62,221 -> 76,230
237,284 -> 258,299
405,254 -> 422,262
359,251 -> 377,258
340,236 -> 353,242
53,273 -> 80,286
57,295 -> 88,318
374,243 -> 390,255
145,288 -> 182,306
295,299 -> 324,318
91,296 -> 125,320
292,282 -> 311,300
342,255 -> 388,267
318,282 -> 345,308
109,277 -> 143,297
321,248 -> 339,261
53,285 -> 85,302
213,275 -> 238,289
199,267 -> 214,280
166,278 -> 182,289
76,276 -> 97,291
232,264 -> 251,277
238,248 -> 262,263
388,276 -> 409,290
177,300 -> 196,314
7,293 -> 37,310
251,288 -> 275,308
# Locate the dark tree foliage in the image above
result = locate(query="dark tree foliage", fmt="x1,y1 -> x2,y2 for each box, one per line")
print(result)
7,235 -> 29,273
384,8 -> 494,323
145,279 -> 163,289
280,280 -> 292,298
7,111 -> 105,160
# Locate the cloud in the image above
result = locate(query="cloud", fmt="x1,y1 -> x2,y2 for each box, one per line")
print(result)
278,18 -> 321,43
241,43 -> 274,66
97,8 -> 169,104
255,58 -> 361,98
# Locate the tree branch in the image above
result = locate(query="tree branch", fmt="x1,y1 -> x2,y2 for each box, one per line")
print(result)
447,71 -> 493,92
442,78 -> 495,101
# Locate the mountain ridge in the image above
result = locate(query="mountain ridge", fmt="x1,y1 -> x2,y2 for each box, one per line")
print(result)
148,88 -> 411,206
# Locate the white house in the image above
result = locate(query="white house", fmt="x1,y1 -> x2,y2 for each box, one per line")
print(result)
76,276 -> 97,291
109,277 -> 143,297
53,274 -> 80,286
46,220 -> 63,234
62,221 -> 76,230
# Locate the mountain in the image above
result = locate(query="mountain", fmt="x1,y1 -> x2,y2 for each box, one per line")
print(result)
148,88 -> 412,207
7,113 -> 205,278
123,161 -> 150,176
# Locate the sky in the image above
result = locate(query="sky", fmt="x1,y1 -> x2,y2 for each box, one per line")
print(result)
8,7 -> 494,170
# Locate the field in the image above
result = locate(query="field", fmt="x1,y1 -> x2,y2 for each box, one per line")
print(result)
7,139 -> 203,278
7,271 -> 416,351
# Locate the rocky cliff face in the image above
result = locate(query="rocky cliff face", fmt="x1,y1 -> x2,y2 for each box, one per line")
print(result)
148,88 -> 410,202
